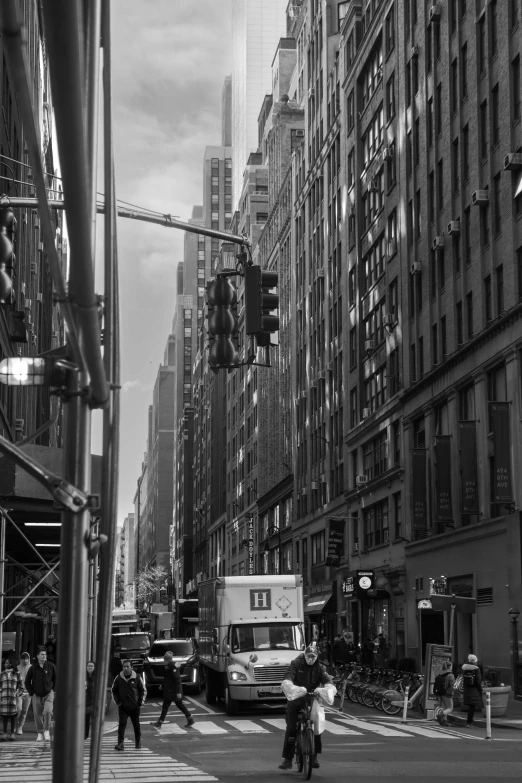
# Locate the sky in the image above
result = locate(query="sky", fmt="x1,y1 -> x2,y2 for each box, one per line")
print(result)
91,0 -> 233,523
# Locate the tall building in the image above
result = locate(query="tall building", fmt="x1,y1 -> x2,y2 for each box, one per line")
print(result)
222,75 -> 232,147
231,0 -> 288,208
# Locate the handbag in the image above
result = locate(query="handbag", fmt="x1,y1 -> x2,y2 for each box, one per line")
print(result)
310,699 -> 325,735
454,674 -> 464,692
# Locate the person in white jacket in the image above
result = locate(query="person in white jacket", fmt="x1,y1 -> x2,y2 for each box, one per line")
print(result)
15,653 -> 32,735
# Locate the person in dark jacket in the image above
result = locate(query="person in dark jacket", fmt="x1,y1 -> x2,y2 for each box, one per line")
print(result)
279,644 -> 333,771
85,661 -> 95,740
332,630 -> 356,665
150,651 -> 194,728
25,649 -> 56,742
462,654 -> 483,727
111,659 -> 146,750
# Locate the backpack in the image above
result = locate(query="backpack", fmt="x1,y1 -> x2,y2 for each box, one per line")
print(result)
433,672 -> 448,696
463,669 -> 476,687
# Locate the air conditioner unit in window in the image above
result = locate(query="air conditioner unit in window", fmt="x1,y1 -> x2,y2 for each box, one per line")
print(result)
410,45 -> 419,58
382,146 -> 393,161
301,487 -> 307,496
36,292 -> 43,303
447,220 -> 461,235
317,267 -> 324,277
317,370 -> 325,380
353,542 -> 359,553
362,407 -> 370,419
504,152 -> 522,170
300,390 -> 307,399
431,235 -> 444,251
428,5 -> 441,23
356,474 -> 368,485
472,189 -> 489,206
15,418 -> 24,431
411,261 -> 421,275
31,334 -> 38,345
319,474 -> 326,483
365,339 -> 374,353
295,129 -> 305,137
311,481 -> 318,490
24,298 -> 32,309
383,314 -> 395,329
368,178 -> 379,192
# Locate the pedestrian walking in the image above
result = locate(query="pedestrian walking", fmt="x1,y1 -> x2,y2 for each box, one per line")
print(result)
85,661 -> 96,739
332,629 -> 356,665
361,636 -> 374,666
25,649 -> 56,742
150,651 -> 194,728
111,659 -> 146,750
317,637 -> 331,667
15,652 -> 32,735
0,659 -> 23,741
434,661 -> 455,726
462,654 -> 483,727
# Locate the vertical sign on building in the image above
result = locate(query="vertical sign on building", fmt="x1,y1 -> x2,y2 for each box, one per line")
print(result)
325,518 -> 345,566
247,518 -> 255,575
491,402 -> 514,503
411,448 -> 427,530
459,422 -> 478,513
434,436 -> 452,520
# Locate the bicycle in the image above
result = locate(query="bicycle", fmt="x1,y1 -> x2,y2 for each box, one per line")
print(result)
294,692 -> 317,780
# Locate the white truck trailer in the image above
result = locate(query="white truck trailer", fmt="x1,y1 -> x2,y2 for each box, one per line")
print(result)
198,575 -> 305,715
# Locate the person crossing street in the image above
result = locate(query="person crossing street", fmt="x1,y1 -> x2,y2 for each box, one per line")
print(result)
25,649 -> 56,742
150,651 -> 194,728
111,659 -> 146,750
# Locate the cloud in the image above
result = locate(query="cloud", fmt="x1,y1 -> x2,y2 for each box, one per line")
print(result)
121,380 -> 154,394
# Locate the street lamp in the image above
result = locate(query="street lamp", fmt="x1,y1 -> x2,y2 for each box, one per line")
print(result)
509,607 -> 520,696
263,525 -> 282,574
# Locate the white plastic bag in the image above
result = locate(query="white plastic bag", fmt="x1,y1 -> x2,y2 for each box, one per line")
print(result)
314,682 -> 336,706
310,699 -> 325,735
281,679 -> 307,701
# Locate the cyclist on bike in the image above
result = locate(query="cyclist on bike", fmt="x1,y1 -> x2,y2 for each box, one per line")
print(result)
278,643 -> 333,771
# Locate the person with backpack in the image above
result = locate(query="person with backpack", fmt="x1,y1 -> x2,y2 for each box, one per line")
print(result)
462,654 -> 483,727
432,661 -> 455,726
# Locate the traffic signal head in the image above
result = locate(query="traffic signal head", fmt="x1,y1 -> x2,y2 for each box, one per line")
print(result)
206,274 -> 239,371
244,265 -> 279,341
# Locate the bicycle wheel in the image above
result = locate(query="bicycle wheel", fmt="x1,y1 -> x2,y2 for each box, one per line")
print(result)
381,690 -> 402,715
373,690 -> 384,710
362,686 -> 376,707
346,683 -> 358,703
302,726 -> 314,780
295,726 -> 304,773
355,685 -> 366,705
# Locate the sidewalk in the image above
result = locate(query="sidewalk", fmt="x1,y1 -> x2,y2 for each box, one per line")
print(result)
448,697 -> 522,731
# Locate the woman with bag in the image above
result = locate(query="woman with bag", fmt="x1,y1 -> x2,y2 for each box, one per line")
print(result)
462,654 -> 483,727
0,659 -> 23,740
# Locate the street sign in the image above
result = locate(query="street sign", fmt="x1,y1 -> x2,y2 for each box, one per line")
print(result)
430,594 -> 476,614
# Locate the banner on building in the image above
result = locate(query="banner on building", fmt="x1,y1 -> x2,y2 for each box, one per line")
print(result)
491,402 -> 514,503
434,436 -> 452,520
325,518 -> 345,566
411,448 -> 427,530
459,421 -> 478,513
247,518 -> 255,575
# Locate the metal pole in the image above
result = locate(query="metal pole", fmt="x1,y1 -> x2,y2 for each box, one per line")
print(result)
401,684 -> 410,723
0,512 -> 6,663
485,691 -> 492,740
53,383 -> 91,783
448,601 -> 456,647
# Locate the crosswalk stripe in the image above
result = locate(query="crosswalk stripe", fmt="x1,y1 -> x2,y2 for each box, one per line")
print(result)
225,720 -> 270,733
323,722 -> 363,735
333,718 -> 415,737
372,722 -> 458,739
261,718 -> 287,731
192,720 -> 227,734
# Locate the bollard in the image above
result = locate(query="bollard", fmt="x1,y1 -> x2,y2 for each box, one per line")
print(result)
401,685 -> 410,723
485,691 -> 492,740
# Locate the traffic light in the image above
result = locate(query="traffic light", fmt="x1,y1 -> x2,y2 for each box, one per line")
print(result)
244,265 -> 279,346
0,205 -> 16,303
206,273 -> 239,371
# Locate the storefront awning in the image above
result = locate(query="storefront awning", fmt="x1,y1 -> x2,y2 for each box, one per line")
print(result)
304,592 -> 333,614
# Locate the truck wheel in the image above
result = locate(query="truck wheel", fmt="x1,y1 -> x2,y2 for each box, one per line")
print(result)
224,682 -> 239,716
205,672 -> 217,705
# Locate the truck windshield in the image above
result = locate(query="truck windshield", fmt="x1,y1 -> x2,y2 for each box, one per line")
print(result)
231,624 -> 304,653
114,634 -> 150,651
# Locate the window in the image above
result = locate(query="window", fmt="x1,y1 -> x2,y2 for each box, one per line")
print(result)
441,316 -> 447,358
451,59 -> 458,114
480,100 -> 488,159
463,206 -> 471,263
362,431 -> 388,480
510,0 -> 520,30
493,174 -> 502,236
347,90 -> 354,132
413,416 -> 426,447
363,296 -> 386,344
518,247 -> 522,301
437,159 -> 444,212
485,275 -> 492,322
410,343 -> 416,382
452,137 -> 459,192
386,141 -> 396,188
490,0 -> 498,58
350,387 -> 357,428
362,105 -> 384,168
364,364 -> 387,413
459,384 -> 475,420
428,170 -> 435,223
393,493 -> 402,539
461,43 -> 468,99
387,209 -> 397,252
432,323 -> 438,365
389,348 -> 399,395
414,118 -> 420,167
453,232 -> 461,274
481,201 -> 490,247
386,74 -> 395,121
512,57 -> 521,122
348,266 -> 356,306
349,327 -> 357,368
363,500 -> 389,549
406,61 -> 411,108
347,148 -> 354,189
361,43 -> 383,111
456,300 -> 463,344
462,125 -> 469,181
466,292 -> 473,338
492,85 -> 500,146
418,336 -> 424,377
438,248 -> 445,291
496,265 -> 504,313
478,15 -> 486,73
311,531 -> 325,565
385,5 -> 395,55
436,84 -> 442,135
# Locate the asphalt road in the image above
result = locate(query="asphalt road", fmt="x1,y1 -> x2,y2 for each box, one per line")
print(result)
1,690 -> 521,782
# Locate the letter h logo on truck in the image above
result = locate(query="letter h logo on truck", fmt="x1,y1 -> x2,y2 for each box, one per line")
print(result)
250,589 -> 271,610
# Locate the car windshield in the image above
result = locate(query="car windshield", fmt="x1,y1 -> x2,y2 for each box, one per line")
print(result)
115,634 -> 150,651
231,624 -> 304,653
149,642 -> 192,657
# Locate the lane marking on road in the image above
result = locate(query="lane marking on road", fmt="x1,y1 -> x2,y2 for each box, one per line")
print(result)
224,720 -> 270,733
192,721 -> 228,734
333,717 -> 415,737
261,718 -> 287,731
184,696 -> 217,714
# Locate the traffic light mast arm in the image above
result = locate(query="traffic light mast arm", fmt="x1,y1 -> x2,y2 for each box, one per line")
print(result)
5,197 -> 252,251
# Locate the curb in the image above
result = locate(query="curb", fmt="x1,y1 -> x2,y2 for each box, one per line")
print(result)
448,714 -> 522,731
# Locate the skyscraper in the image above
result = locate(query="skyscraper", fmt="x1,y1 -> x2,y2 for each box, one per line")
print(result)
231,0 -> 287,208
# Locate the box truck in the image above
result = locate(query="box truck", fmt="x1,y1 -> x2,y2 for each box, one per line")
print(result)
198,575 -> 305,715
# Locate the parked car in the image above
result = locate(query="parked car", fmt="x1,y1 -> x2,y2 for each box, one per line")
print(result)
142,638 -> 204,695
110,632 -> 151,678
